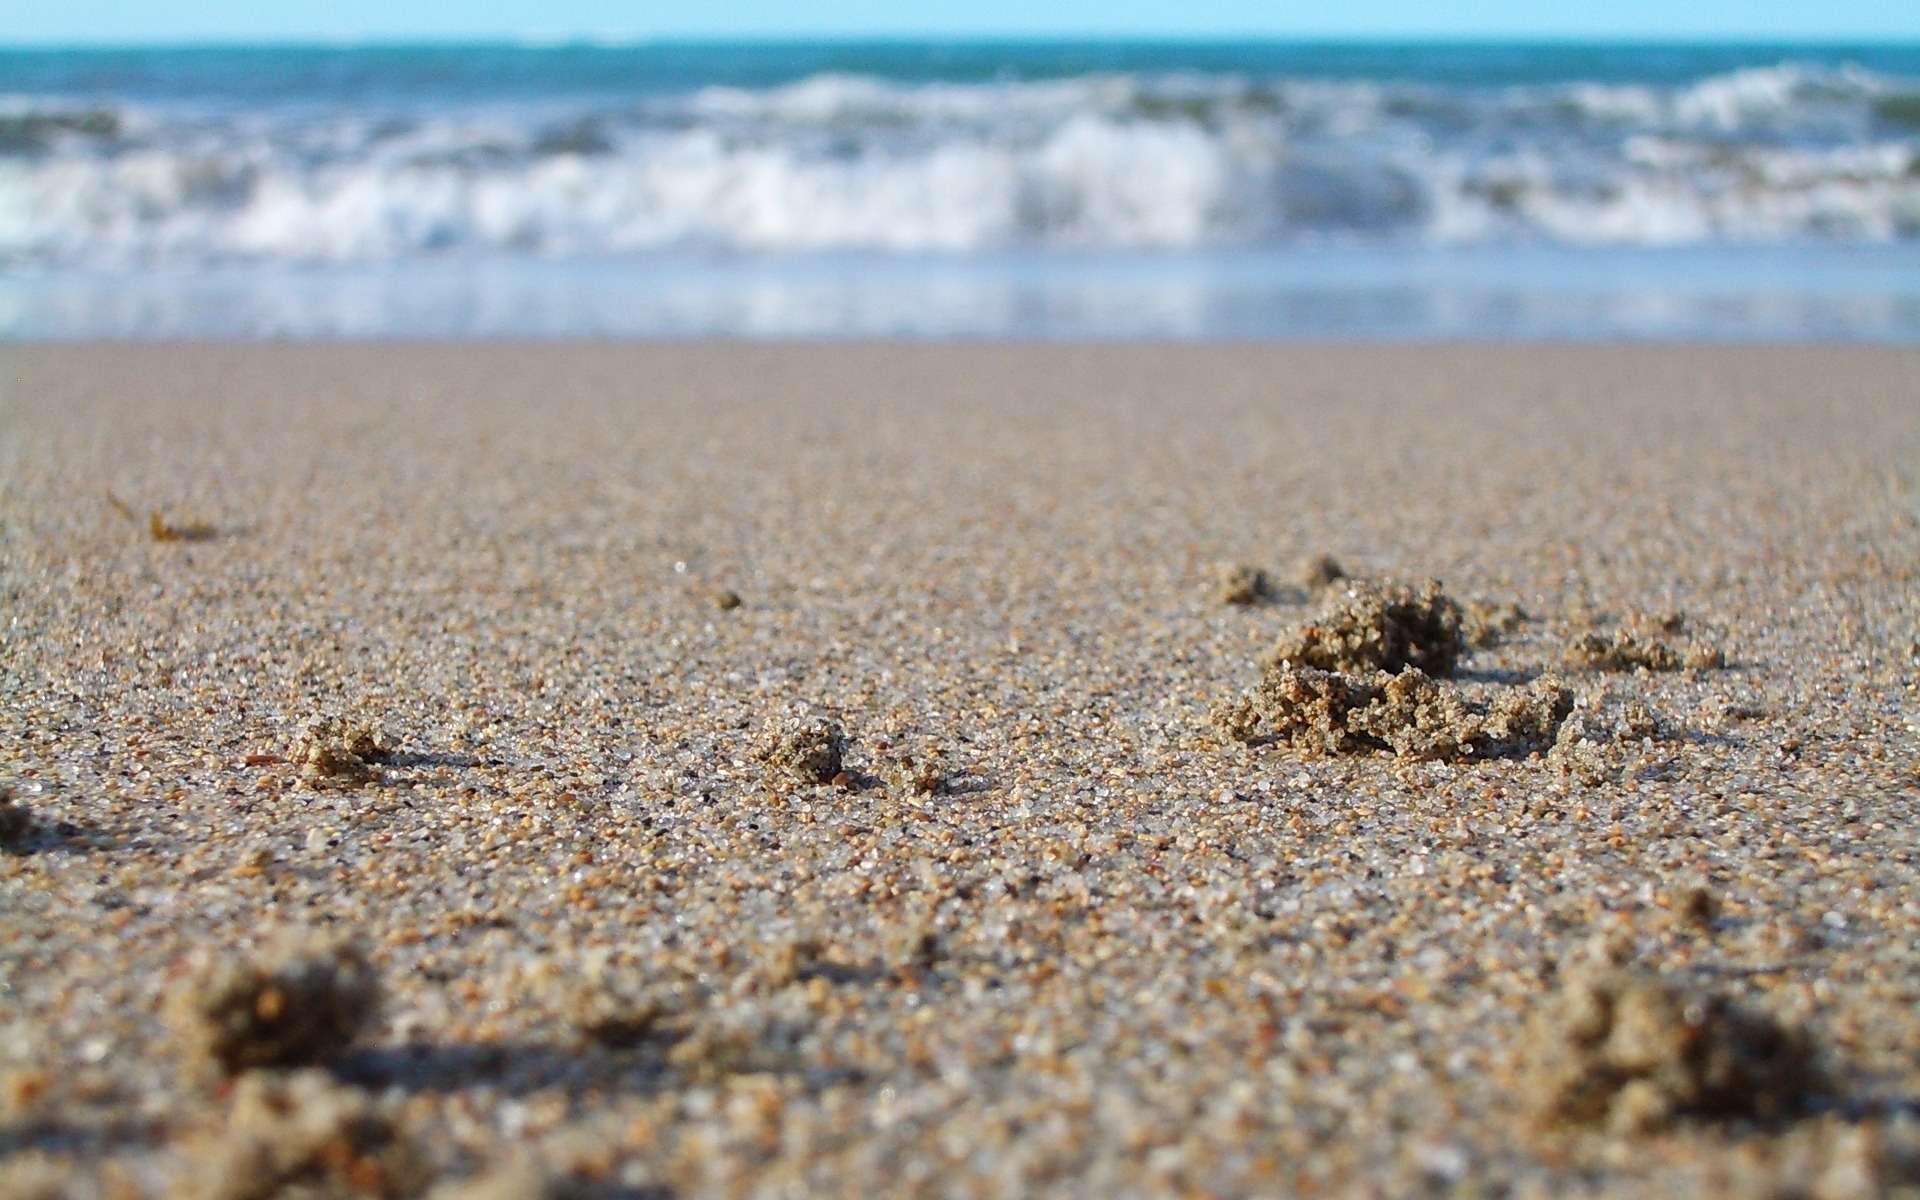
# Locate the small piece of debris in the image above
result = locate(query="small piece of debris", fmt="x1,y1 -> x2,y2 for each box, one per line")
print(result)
1217,564 -> 1274,606
1296,553 -> 1347,591
1215,663 -> 1571,762
175,933 -> 381,1074
171,1069 -> 430,1200
1522,968 -> 1820,1135
753,713 -> 847,785
711,587 -> 743,611
150,512 -> 219,542
109,492 -> 217,542
0,788 -> 38,852
1267,578 -> 1467,678
294,715 -> 395,786
1214,663 -> 1373,755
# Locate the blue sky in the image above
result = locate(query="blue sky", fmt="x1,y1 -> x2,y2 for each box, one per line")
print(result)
2,0 -> 1916,45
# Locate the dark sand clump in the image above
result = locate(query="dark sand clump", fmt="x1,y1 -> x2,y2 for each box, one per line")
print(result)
1216,564 -> 1274,606
171,1070 -> 429,1200
175,935 -> 381,1074
1523,969 -> 1822,1136
753,712 -> 848,785
1216,663 -> 1573,762
1267,578 -> 1468,677
0,788 -> 38,851
293,715 -> 395,786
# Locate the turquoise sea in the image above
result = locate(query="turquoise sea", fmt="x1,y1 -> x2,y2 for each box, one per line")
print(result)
3,41 -> 1918,338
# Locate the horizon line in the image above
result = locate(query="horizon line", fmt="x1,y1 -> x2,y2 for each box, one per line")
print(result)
5,33 -> 1920,52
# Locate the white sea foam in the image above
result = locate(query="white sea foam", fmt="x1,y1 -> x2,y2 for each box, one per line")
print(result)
1,64 -> 1916,268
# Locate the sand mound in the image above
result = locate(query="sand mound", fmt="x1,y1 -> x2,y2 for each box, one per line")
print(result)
1216,663 -> 1572,763
294,715 -> 395,787
753,712 -> 848,785
1267,579 -> 1467,677
1523,968 -> 1821,1135
175,934 -> 381,1074
172,1070 -> 429,1200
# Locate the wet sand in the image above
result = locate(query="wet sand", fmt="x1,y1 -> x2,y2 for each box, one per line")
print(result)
2,342 -> 1918,1197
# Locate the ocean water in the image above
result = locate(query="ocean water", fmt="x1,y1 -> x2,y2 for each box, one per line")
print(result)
3,41 -> 1918,339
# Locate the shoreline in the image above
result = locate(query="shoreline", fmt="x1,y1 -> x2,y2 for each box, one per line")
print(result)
9,241 -> 1920,343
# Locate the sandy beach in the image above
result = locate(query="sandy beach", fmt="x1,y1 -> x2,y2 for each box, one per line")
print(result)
2,341 -> 1918,1198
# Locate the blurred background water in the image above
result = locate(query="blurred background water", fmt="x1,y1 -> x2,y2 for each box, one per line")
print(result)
4,41 -> 1918,339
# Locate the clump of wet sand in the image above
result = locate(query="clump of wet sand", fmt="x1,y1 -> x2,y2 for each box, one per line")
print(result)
565,975 -> 686,1053
170,1070 -> 429,1200
1523,967 -> 1822,1135
1464,598 -> 1528,648
0,787 -> 39,851
1216,663 -> 1572,762
174,934 -> 381,1074
1296,553 -> 1347,591
1267,578 -> 1468,677
294,715 -> 395,787
1216,564 -> 1274,606
1566,612 -> 1726,672
752,711 -> 848,785
1220,577 -> 1573,762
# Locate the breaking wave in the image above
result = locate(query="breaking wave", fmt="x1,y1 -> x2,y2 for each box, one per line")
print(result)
3,60 -> 1919,267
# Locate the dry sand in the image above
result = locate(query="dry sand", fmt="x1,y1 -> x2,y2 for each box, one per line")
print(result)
1,342 -> 1917,1198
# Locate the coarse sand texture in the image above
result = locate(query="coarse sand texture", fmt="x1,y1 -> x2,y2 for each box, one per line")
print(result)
2,342 -> 1918,1197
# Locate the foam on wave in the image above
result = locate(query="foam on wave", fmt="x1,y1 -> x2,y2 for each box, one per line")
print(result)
2,62 -> 1917,267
